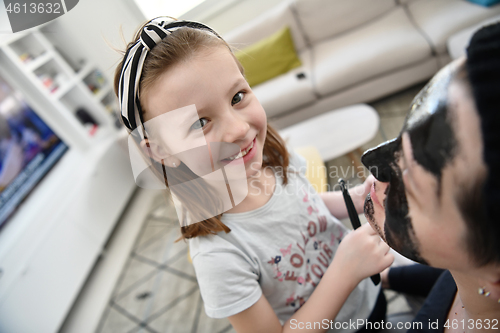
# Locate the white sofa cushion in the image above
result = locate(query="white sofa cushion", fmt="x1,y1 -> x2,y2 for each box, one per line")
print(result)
223,0 -> 308,52
397,0 -> 419,4
251,49 -> 316,118
293,0 -> 396,44
407,0 -> 500,54
312,7 -> 432,97
447,15 -> 500,59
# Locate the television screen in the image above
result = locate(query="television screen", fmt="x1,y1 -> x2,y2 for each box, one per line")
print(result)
0,74 -> 68,229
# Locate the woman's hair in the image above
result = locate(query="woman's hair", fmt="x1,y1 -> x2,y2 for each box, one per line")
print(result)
453,63 -> 500,266
464,23 -> 500,266
114,20 -> 290,240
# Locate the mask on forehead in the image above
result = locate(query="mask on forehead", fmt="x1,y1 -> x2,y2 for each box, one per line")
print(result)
360,62 -> 460,264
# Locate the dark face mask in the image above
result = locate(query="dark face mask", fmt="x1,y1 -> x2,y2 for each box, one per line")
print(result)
361,65 -> 458,264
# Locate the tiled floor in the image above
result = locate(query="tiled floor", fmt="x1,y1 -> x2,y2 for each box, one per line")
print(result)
96,195 -> 234,333
96,83 -> 427,333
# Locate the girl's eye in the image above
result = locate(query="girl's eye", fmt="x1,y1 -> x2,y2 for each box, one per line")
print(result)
231,92 -> 244,106
191,118 -> 209,130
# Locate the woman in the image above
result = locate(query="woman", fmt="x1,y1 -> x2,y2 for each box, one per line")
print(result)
360,23 -> 500,332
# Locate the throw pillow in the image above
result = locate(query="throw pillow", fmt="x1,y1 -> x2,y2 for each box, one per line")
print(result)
235,26 -> 302,87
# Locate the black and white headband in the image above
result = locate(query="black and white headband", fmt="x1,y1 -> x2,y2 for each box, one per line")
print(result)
118,17 -> 222,130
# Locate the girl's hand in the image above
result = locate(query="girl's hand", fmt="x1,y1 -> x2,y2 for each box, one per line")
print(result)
333,223 -> 393,284
350,175 -> 376,214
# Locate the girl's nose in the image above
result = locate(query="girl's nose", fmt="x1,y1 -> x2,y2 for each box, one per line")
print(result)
221,111 -> 250,143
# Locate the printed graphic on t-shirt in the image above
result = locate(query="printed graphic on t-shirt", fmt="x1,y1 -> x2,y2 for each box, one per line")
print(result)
267,189 -> 345,312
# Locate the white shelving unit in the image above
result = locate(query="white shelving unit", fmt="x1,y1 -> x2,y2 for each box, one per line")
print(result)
0,28 -> 120,151
0,24 -> 136,333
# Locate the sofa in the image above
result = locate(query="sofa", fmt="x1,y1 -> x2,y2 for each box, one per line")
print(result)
447,13 -> 500,59
223,0 -> 500,128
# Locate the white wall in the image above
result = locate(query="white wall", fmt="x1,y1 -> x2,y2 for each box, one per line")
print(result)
42,0 -> 146,83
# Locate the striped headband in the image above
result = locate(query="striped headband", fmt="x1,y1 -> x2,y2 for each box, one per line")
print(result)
118,17 -> 222,130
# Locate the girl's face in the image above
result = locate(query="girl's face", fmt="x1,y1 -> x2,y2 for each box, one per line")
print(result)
141,46 -> 267,179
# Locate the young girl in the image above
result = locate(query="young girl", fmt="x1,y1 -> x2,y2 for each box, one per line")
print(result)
115,17 -> 393,333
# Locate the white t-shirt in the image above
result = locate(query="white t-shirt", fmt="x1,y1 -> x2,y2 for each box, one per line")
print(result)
189,152 -> 379,332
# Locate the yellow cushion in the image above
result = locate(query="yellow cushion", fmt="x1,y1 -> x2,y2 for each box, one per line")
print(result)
295,146 -> 327,193
235,26 -> 302,87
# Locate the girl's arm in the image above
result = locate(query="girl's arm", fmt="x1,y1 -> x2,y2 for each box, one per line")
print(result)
320,176 -> 375,219
228,223 -> 394,333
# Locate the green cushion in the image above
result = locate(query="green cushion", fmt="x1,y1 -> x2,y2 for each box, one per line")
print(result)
235,26 -> 302,87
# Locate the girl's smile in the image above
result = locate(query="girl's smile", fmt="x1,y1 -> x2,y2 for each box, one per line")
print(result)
223,137 -> 256,162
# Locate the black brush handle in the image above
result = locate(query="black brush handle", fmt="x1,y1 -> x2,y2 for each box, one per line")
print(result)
338,179 -> 381,286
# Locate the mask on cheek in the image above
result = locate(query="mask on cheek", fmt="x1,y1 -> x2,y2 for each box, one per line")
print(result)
361,63 -> 459,264
362,137 -> 428,264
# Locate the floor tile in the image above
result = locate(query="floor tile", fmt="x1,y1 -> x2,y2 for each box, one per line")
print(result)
113,268 -> 199,325
369,83 -> 425,118
146,286 -> 200,333
97,305 -> 139,333
112,257 -> 159,299
360,125 -> 386,152
195,293 -> 236,333
404,294 -> 426,316
134,220 -> 187,266
385,290 -> 412,316
380,115 -> 406,142
149,196 -> 179,222
134,222 -> 172,254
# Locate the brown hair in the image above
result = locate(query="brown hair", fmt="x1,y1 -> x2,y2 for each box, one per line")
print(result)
114,20 -> 290,240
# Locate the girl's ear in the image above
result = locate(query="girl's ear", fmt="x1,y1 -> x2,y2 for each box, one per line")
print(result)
140,139 -> 181,168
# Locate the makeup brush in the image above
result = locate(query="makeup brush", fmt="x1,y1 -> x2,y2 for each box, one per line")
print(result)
338,178 -> 381,286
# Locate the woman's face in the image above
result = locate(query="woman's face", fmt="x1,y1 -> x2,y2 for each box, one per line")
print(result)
140,46 -> 267,180
362,59 -> 487,272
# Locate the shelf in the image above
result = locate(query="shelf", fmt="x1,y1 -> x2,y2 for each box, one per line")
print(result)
101,89 -> 118,106
39,24 -> 86,73
53,80 -> 76,100
1,28 -> 120,149
26,51 -> 53,71
75,63 -> 94,82
94,85 -> 112,101
51,63 -> 93,100
9,33 -> 46,62
100,91 -> 121,129
0,31 -> 28,47
59,85 -> 113,130
83,69 -> 107,96
33,59 -> 70,96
